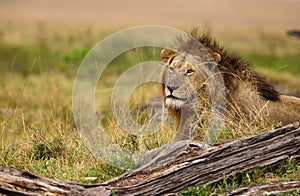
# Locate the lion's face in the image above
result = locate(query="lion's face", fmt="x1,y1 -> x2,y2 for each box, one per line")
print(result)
161,49 -> 204,110
160,48 -> 221,110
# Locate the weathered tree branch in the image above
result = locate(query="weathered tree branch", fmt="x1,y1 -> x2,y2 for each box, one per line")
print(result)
229,181 -> 300,195
1,122 -> 300,195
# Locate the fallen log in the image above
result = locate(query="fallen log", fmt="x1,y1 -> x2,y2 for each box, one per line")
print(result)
229,181 -> 300,196
0,122 -> 299,195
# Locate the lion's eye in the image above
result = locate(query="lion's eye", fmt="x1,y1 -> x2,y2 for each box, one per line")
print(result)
168,67 -> 175,73
186,69 -> 194,76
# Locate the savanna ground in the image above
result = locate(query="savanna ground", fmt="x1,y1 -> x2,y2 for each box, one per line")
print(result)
1,23 -> 299,195
1,1 -> 300,195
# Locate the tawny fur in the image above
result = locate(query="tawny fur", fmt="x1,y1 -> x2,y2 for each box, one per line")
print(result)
161,31 -> 300,141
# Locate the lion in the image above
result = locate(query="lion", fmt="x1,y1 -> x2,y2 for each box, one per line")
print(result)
160,31 -> 300,142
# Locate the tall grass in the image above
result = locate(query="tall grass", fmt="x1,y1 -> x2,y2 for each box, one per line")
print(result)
0,24 -> 299,192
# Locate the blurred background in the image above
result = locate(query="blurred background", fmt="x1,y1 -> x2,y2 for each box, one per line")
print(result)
1,0 -> 299,71
0,0 -> 299,185
0,0 -> 299,30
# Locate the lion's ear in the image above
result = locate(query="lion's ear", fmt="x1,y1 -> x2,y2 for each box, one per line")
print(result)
211,52 -> 221,63
161,48 -> 176,63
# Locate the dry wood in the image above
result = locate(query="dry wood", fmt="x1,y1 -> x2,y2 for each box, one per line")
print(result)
229,181 -> 300,195
0,122 -> 299,195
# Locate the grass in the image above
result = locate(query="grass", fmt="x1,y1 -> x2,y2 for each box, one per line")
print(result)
0,24 -> 299,194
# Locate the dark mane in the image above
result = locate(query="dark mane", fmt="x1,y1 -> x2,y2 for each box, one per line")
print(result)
179,30 -> 279,101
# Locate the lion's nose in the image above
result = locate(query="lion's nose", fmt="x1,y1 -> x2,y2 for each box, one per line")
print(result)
167,84 -> 179,93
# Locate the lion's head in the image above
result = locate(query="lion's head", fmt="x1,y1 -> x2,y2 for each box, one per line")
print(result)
159,31 -> 300,142
160,44 -> 221,112
160,43 -> 223,141
159,31 -> 279,117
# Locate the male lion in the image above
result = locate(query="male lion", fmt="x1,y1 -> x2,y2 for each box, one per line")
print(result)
160,31 -> 300,142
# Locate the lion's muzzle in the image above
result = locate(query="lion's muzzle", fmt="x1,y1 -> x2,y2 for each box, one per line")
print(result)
164,69 -> 192,109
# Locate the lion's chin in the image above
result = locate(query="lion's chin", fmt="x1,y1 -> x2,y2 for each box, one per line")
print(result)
165,98 -> 185,109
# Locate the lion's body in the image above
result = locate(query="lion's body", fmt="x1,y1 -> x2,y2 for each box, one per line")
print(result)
160,31 -> 300,141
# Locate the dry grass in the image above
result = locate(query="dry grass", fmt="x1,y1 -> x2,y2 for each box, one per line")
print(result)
0,25 -> 299,194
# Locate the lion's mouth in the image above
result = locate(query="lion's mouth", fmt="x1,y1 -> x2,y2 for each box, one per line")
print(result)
165,95 -> 187,109
166,95 -> 187,101
167,95 -> 180,100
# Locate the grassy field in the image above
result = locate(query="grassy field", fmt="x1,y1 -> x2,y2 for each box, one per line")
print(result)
0,24 -> 300,194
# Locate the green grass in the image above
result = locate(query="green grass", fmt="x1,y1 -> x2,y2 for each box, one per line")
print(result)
0,24 -> 299,194
248,53 -> 300,75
